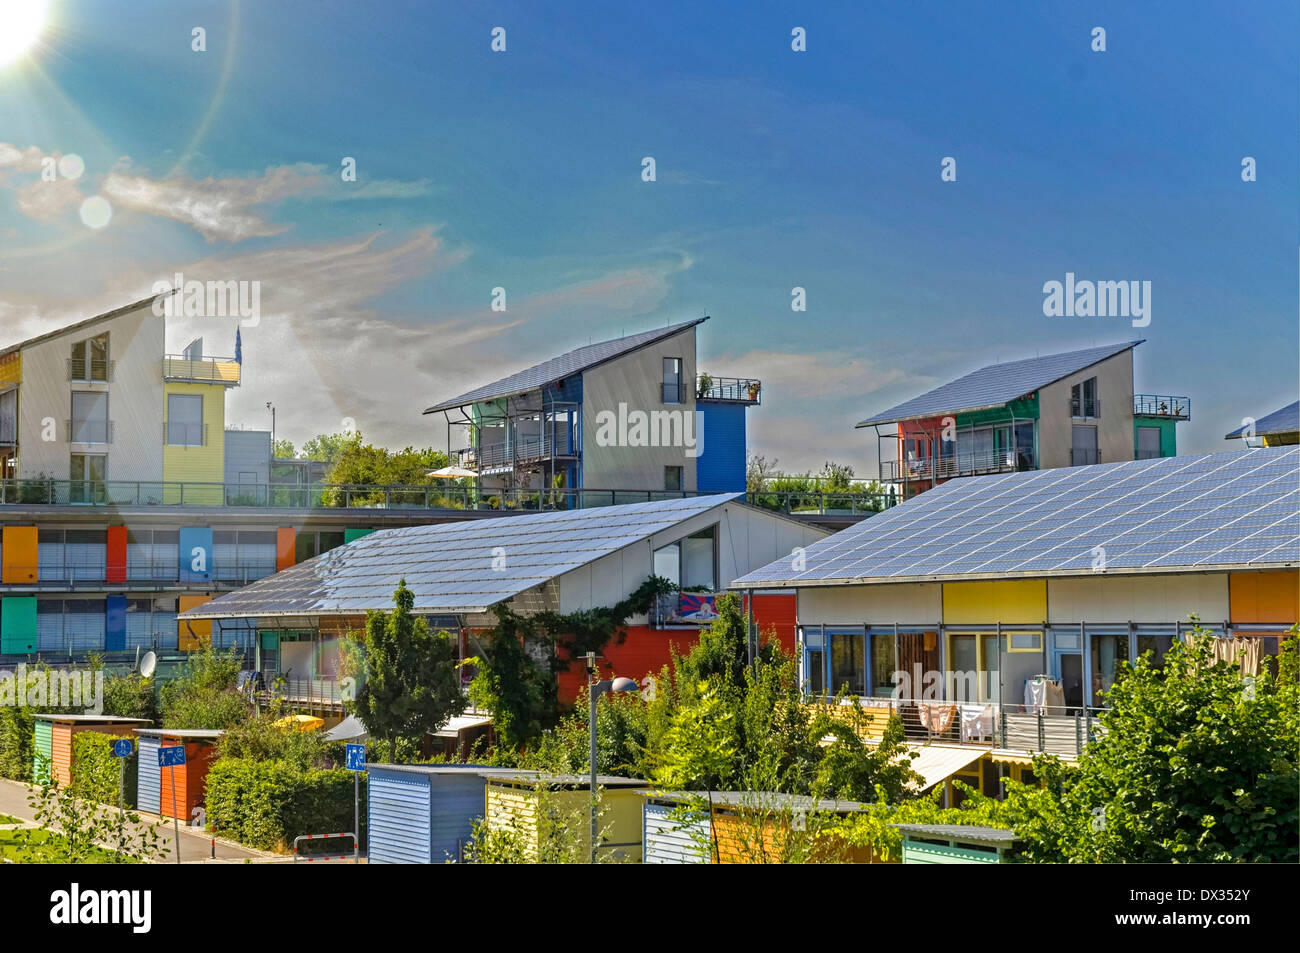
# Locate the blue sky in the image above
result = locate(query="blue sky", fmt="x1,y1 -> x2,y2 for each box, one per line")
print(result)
1,0 -> 1295,472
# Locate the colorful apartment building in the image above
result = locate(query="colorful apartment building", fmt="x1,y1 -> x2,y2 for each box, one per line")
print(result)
424,317 -> 762,497
180,494 -> 828,708
731,447 -> 1298,796
857,341 -> 1190,499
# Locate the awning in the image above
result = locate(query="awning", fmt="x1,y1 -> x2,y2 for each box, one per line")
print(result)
324,715 -> 369,742
274,714 -> 325,732
434,714 -> 492,738
904,744 -> 987,792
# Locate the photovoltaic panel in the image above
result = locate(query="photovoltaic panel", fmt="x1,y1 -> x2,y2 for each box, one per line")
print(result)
732,448 -> 1299,587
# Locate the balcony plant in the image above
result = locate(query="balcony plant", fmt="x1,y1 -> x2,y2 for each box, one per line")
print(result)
697,373 -> 713,399
746,381 -> 760,401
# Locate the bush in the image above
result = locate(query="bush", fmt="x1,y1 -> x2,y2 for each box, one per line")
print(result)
101,673 -> 158,722
205,758 -> 365,852
217,714 -> 330,771
71,733 -> 137,809
0,708 -> 35,782
159,645 -> 252,730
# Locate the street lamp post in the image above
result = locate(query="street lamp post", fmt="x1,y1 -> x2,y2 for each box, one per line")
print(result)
584,651 -> 638,864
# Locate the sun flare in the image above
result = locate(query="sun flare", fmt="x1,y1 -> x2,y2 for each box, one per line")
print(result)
0,0 -> 49,67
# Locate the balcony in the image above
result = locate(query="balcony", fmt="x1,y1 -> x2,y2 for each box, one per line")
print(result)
1069,396 -> 1100,418
882,446 -> 1035,483
164,421 -> 209,447
696,374 -> 761,404
1133,394 -> 1190,420
67,418 -> 114,444
163,355 -> 241,386
466,432 -> 578,471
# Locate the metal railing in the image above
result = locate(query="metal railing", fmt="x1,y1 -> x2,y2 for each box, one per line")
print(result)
697,375 -> 762,404
1069,396 -> 1100,418
811,695 -> 1107,759
67,358 -> 115,382
1133,394 -> 1190,419
261,676 -> 346,709
1070,448 -> 1101,466
164,421 -> 208,447
882,447 -> 1034,482
67,418 -> 115,444
162,355 -> 241,385
5,558 -> 279,587
661,380 -> 686,404
471,432 -> 576,469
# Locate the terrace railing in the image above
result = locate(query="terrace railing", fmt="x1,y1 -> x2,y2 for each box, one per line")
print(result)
0,478 -> 897,517
1134,394 -> 1191,419
882,447 -> 1035,482
810,695 -> 1107,760
697,375 -> 762,404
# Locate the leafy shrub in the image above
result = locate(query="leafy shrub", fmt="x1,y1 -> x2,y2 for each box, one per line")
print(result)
205,757 -> 364,852
0,708 -> 35,782
71,732 -> 137,809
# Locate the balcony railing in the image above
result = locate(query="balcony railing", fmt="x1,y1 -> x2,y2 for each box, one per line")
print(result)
67,358 -> 115,383
162,355 -> 241,386
67,418 -> 114,444
697,375 -> 762,404
470,432 -> 577,469
1071,448 -> 1101,466
1133,394 -> 1190,419
0,478 -> 898,517
883,447 -> 1035,482
164,421 -> 209,447
810,695 -> 1108,760
8,558 -> 278,588
661,380 -> 686,404
1069,396 -> 1100,418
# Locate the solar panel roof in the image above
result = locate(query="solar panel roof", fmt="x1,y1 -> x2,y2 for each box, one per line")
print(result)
181,493 -> 741,619
1225,400 -> 1299,439
423,317 -> 708,414
855,341 -> 1143,428
731,448 -> 1299,588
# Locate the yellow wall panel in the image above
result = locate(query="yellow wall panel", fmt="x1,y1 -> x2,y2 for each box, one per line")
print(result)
0,352 -> 20,385
942,579 -> 1046,624
177,594 -> 213,650
1,526 -> 38,583
162,382 -> 226,503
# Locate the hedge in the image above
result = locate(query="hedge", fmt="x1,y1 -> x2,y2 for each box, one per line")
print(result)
205,758 -> 366,852
0,709 -> 34,782
71,732 -> 137,808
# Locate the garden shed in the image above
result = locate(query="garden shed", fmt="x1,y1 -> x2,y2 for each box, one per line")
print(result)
483,772 -> 647,863
895,824 -> 1021,864
135,728 -> 223,819
642,792 -> 712,864
32,714 -> 151,788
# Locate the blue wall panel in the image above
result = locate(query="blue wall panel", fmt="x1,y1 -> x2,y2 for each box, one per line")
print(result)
105,595 -> 127,651
178,528 -> 213,583
696,401 -> 747,493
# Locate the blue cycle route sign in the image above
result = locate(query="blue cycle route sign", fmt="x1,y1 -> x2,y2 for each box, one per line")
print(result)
112,739 -> 133,758
345,744 -> 366,771
158,745 -> 186,768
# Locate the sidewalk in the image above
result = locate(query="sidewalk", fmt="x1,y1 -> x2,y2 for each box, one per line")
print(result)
0,778 -> 268,863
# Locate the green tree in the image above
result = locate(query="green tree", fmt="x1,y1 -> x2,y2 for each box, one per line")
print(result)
302,429 -> 361,465
342,580 -> 465,761
273,438 -> 297,459
159,644 -> 252,730
1002,629 -> 1299,863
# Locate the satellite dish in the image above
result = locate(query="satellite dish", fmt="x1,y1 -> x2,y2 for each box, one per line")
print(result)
139,651 -> 157,678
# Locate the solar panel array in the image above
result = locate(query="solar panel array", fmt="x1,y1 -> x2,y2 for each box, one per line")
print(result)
424,316 -> 707,414
855,340 -> 1142,427
185,493 -> 740,619
733,448 -> 1299,587
1224,400 -> 1299,439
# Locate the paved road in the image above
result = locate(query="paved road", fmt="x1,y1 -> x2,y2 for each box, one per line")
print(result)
0,778 -> 263,863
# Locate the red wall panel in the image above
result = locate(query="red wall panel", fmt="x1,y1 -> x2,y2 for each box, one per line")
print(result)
106,526 -> 127,583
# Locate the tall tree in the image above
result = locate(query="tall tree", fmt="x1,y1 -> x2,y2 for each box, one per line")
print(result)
342,581 -> 464,761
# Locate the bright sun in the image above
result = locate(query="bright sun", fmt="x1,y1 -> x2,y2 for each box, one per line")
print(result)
0,0 -> 49,67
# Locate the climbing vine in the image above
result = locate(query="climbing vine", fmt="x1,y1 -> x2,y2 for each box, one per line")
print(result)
465,575 -> 677,749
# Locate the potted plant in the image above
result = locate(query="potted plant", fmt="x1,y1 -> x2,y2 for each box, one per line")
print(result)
746,381 -> 760,401
696,373 -> 713,398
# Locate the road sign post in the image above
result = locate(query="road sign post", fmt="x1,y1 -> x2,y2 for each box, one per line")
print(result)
345,744 -> 365,864
111,739 -> 133,822
158,745 -> 186,865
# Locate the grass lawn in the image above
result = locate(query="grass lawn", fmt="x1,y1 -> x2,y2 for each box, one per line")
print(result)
0,828 -> 126,863
0,814 -> 21,825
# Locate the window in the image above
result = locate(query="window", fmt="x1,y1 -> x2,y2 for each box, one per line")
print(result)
829,628 -> 865,696
801,626 -> 825,697
0,388 -> 16,444
662,357 -> 684,404
70,391 -> 109,443
1009,631 -> 1043,652
1014,421 -> 1036,469
1071,425 -> 1099,466
70,333 -> 110,382
652,527 -> 716,591
167,394 -> 204,446
69,453 -> 106,503
1137,426 -> 1161,459
870,632 -> 896,697
664,465 -> 683,492
1070,377 -> 1099,417
1090,633 -> 1130,702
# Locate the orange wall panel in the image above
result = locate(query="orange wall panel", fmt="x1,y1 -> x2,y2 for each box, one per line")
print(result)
1229,571 -> 1299,625
276,528 -> 296,571
106,526 -> 128,583
2,526 -> 38,583
177,595 -> 213,650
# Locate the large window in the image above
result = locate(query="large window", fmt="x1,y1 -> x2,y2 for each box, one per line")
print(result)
828,627 -> 865,696
70,391 -> 109,443
1070,376 -> 1099,417
70,333 -> 110,382
652,526 -> 716,591
167,393 -> 204,446
1071,424 -> 1099,466
870,632 -> 896,696
1090,633 -> 1129,700
662,357 -> 684,404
